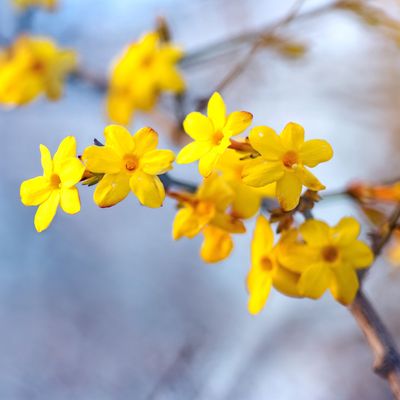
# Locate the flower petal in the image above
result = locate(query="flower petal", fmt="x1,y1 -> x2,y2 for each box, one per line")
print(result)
280,122 -> 304,150
141,149 -> 175,175
60,187 -> 80,214
183,112 -> 214,140
211,213 -> 246,234
247,272 -> 272,315
342,240 -> 374,268
249,126 -> 284,160
300,219 -> 331,246
231,184 -> 262,219
172,207 -> 204,239
53,136 -> 77,165
40,144 -> 52,177
94,173 -> 131,208
82,145 -> 121,174
276,172 -> 302,211
223,111 -> 253,136
333,217 -> 360,246
198,148 -> 221,177
197,173 -> 233,210
298,167 -> 325,191
133,127 -> 158,156
299,139 -> 333,167
272,264 -> 302,298
58,158 -> 85,187
176,141 -> 212,164
242,161 -> 284,187
252,215 -> 274,265
104,124 -> 135,156
129,172 -> 165,208
330,266 -> 359,305
20,176 -> 52,206
207,92 -> 226,131
34,190 -> 60,232
201,225 -> 233,263
298,263 -> 331,299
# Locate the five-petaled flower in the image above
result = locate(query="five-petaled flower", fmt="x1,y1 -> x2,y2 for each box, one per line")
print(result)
172,173 -> 245,262
20,136 -> 85,232
280,217 -> 374,305
176,92 -> 253,177
242,122 -> 333,211
107,32 -> 185,125
0,36 -> 77,106
82,125 -> 175,208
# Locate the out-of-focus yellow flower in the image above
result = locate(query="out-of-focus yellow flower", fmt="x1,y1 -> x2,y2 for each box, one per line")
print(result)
172,173 -> 245,262
13,0 -> 57,10
107,32 -> 185,125
82,125 -> 175,208
217,149 -> 275,219
176,92 -> 253,177
280,217 -> 373,305
242,122 -> 333,211
0,36 -> 77,106
20,136 -> 85,232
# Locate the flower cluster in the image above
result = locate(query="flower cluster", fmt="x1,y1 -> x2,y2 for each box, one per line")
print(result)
0,36 -> 76,106
107,32 -> 185,125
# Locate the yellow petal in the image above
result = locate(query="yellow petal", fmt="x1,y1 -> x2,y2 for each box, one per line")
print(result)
300,219 -> 331,246
82,145 -> 121,174
211,213 -> 246,234
342,240 -> 374,268
198,148 -> 221,177
207,92 -> 226,131
34,190 -> 60,232
106,93 -> 135,126
300,139 -> 333,167
158,67 -> 185,93
231,184 -> 262,219
272,264 -> 302,298
333,217 -> 360,245
176,141 -> 212,164
20,176 -> 52,206
223,111 -> 253,136
200,225 -> 233,263
280,122 -> 304,150
297,263 -> 331,299
172,207 -> 204,239
252,215 -> 274,265
297,167 -> 325,191
197,173 -> 233,210
40,144 -> 52,177
276,173 -> 302,211
60,187 -> 80,214
248,126 -> 284,159
58,158 -> 85,187
330,266 -> 359,305
53,136 -> 77,165
141,149 -> 175,175
247,273 -> 272,315
104,125 -> 135,156
94,173 -> 130,208
242,161 -> 284,187
183,112 -> 214,140
133,127 -> 158,156
129,171 -> 165,208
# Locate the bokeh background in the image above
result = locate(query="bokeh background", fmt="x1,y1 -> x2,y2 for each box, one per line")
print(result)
1,0 -> 400,398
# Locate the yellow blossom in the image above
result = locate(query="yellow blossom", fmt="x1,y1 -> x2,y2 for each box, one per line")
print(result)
20,136 -> 85,232
280,217 -> 374,305
107,32 -> 185,125
0,36 -> 77,106
176,92 -> 253,177
217,149 -> 275,219
13,0 -> 57,10
82,125 -> 175,208
172,173 -> 245,262
242,122 -> 333,211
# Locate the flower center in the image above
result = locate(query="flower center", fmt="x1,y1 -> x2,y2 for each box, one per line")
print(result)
124,155 -> 139,172
260,256 -> 273,271
213,131 -> 224,145
141,55 -> 154,68
195,201 -> 214,216
282,151 -> 298,169
31,61 -> 45,73
50,173 -> 61,188
322,245 -> 339,263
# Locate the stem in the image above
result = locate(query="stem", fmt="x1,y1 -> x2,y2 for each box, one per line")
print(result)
349,291 -> 400,399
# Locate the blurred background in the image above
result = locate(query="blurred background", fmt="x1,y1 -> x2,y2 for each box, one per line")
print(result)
1,0 -> 400,398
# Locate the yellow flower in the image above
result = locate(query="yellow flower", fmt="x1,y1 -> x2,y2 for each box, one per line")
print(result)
82,125 -> 175,208
280,217 -> 374,305
217,149 -> 275,219
20,136 -> 85,232
176,92 -> 253,177
0,36 -> 77,106
172,173 -> 245,262
242,122 -> 333,211
107,32 -> 185,125
13,0 -> 57,10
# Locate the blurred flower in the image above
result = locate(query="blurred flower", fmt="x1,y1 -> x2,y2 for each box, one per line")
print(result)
107,32 -> 185,125
387,229 -> 400,267
172,173 -> 245,262
242,122 -> 333,211
280,217 -> 373,305
13,0 -> 57,10
176,92 -> 253,177
217,149 -> 275,219
20,136 -> 85,232
0,36 -> 77,106
82,125 -> 174,208
348,181 -> 400,203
